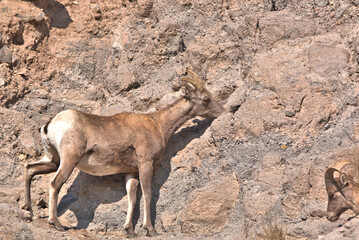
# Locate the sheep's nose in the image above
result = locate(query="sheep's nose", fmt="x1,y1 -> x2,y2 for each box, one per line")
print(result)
327,213 -> 338,222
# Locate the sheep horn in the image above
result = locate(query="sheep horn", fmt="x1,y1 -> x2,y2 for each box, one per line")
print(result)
180,69 -> 204,90
325,168 -> 341,195
332,159 -> 352,171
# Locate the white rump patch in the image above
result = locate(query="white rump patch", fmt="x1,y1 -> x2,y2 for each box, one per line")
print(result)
47,110 -> 76,149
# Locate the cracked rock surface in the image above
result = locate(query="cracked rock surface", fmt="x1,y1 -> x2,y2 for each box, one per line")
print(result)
1,0 -> 359,239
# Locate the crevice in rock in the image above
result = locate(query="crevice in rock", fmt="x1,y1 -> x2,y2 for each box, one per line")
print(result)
124,81 -> 141,92
296,95 -> 307,114
270,0 -> 278,11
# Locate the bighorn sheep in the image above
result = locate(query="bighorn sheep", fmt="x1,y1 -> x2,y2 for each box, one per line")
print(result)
22,70 -> 225,236
325,149 -> 359,222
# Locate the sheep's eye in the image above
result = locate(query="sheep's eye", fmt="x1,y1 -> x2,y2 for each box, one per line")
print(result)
345,182 -> 350,187
203,97 -> 211,106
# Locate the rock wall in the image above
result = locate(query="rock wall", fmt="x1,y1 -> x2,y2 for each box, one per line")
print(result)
1,0 -> 359,239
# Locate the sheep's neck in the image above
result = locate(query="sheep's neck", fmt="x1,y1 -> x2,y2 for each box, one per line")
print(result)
152,98 -> 194,143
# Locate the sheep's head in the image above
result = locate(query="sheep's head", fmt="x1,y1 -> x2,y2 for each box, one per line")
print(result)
180,69 -> 225,119
325,161 -> 359,221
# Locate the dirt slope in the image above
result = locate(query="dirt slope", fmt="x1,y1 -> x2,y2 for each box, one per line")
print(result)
1,0 -> 359,239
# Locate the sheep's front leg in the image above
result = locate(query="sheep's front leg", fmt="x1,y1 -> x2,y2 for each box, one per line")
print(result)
139,162 -> 158,237
123,173 -> 139,237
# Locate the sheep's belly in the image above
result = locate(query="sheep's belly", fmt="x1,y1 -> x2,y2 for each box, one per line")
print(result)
76,154 -> 137,176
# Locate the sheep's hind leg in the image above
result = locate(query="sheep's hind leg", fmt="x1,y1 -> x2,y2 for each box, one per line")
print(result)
48,152 -> 80,231
23,155 -> 59,213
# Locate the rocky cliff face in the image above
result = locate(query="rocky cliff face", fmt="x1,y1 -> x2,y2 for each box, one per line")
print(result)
1,0 -> 359,239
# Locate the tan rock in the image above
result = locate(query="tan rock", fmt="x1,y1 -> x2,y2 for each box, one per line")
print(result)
292,164 -> 311,196
256,153 -> 286,187
180,175 -> 240,235
233,90 -> 285,138
282,194 -> 303,219
308,44 -> 349,79
258,11 -> 317,46
160,212 -> 179,233
243,183 -> 281,221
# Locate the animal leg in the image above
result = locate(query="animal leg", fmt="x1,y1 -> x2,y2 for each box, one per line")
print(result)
123,173 -> 139,237
139,162 -> 158,237
48,153 -> 79,231
23,155 -> 59,212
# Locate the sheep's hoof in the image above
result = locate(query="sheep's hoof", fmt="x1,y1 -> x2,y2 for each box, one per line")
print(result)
123,228 -> 136,238
147,230 -> 159,237
55,226 -> 67,232
20,209 -> 33,221
49,220 -> 67,232
50,224 -> 66,232
21,204 -> 33,213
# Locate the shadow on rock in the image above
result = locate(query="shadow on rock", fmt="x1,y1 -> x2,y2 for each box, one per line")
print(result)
150,118 -> 213,228
27,0 -> 73,29
58,173 -> 127,229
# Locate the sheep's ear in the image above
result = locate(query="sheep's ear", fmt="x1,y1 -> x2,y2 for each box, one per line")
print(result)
339,174 -> 349,188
